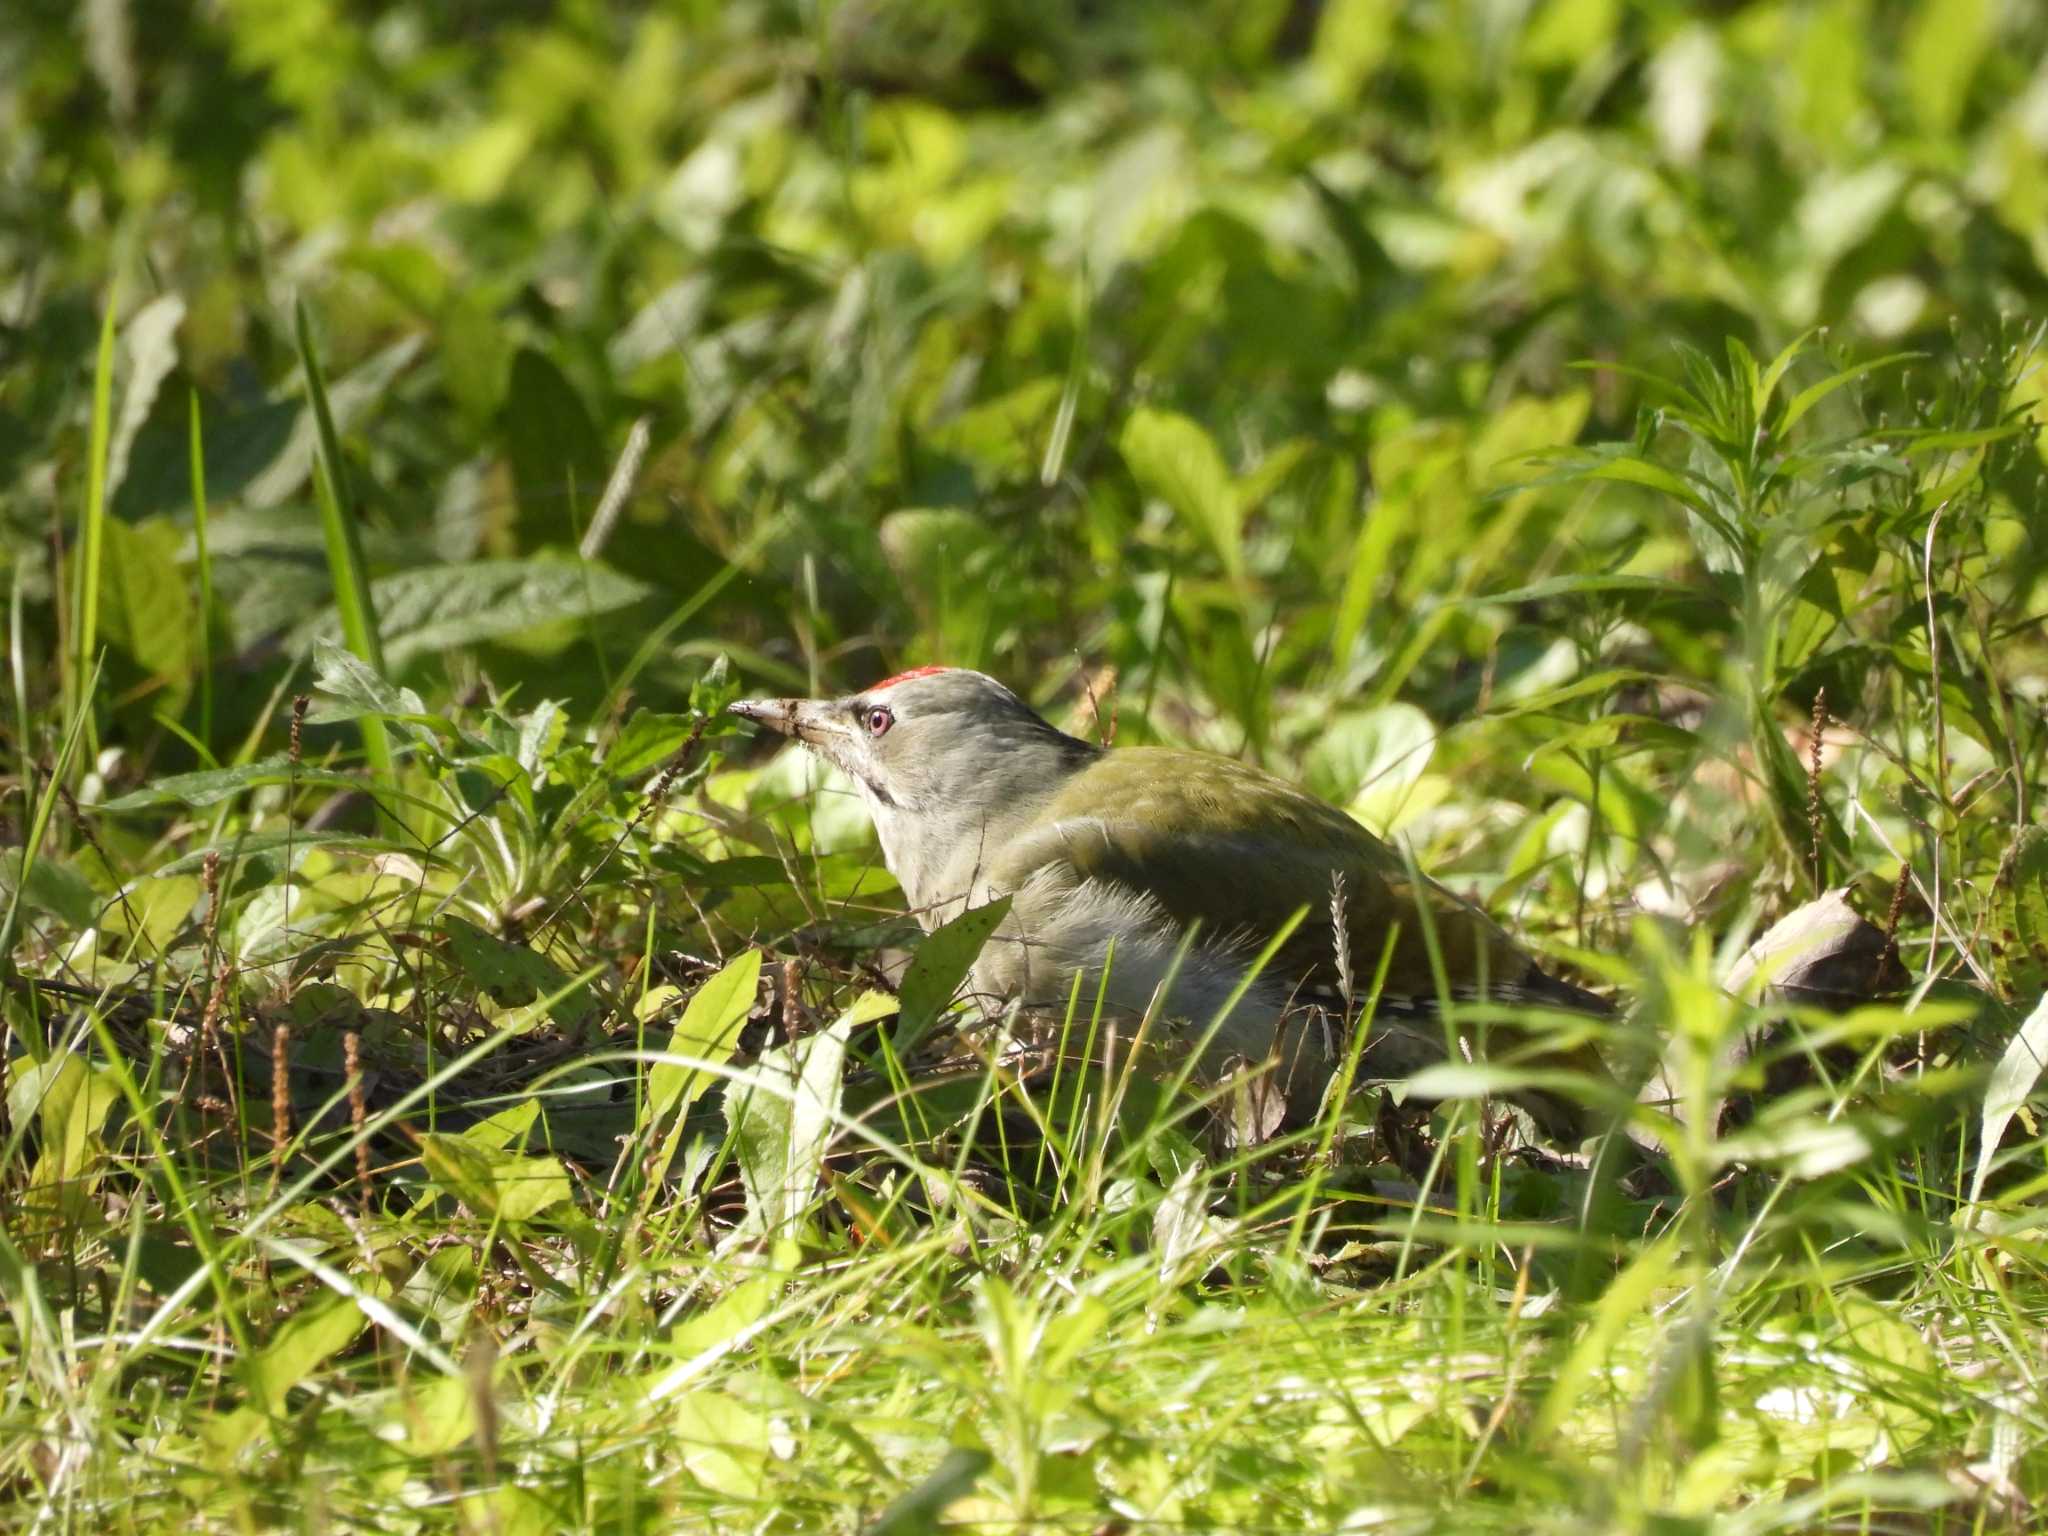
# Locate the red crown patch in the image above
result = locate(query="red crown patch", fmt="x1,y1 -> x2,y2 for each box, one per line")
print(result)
866,665 -> 952,692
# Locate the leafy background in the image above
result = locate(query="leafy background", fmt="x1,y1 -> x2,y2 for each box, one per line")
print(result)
4,0 -> 2048,1531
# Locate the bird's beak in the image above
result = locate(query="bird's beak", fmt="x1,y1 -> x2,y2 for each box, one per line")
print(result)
728,697 -> 840,745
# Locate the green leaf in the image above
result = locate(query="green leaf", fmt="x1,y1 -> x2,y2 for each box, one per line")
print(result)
297,297 -> 398,838
1485,668 -> 1661,719
647,950 -> 762,1123
1120,407 -> 1243,582
68,291 -> 117,726
1777,352 -> 1920,436
651,852 -> 800,890
10,1055 -> 121,1195
503,345 -> 605,545
729,1013 -> 852,1239
669,1276 -> 775,1357
440,915 -> 592,1030
245,1291 -> 378,1414
461,1097 -> 542,1150
1531,1236 -> 1680,1441
107,294 -> 187,500
101,486 -> 193,693
1991,828 -> 2048,1001
891,896 -> 1013,1055
1754,331 -> 1813,421
421,1134 -> 574,1223
1467,573 -> 1716,608
398,1373 -> 477,1459
151,830 -> 438,876
0,851 -> 102,929
95,756 -> 368,811
1718,1118 -> 1876,1178
1566,452 -> 1711,509
669,1386 -> 773,1499
1967,990 -> 2048,1209
306,639 -> 430,725
1303,704 -> 1434,813
606,710 -> 699,781
866,1448 -> 995,1536
1903,0 -> 1991,132
292,558 -> 651,671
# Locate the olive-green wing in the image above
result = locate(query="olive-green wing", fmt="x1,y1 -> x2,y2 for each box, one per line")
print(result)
989,747 -> 1535,1001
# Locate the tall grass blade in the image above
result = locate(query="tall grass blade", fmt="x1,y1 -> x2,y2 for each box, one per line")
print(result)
188,389 -> 213,753
293,296 -> 400,837
0,655 -> 102,1048
67,291 -> 119,760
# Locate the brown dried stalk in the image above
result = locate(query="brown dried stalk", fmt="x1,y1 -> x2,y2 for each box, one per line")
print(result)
344,1029 -> 371,1217
1806,688 -> 1828,891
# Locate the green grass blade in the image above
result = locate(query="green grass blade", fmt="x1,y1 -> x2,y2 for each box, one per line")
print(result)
66,291 -> 118,761
0,654 -> 103,1048
187,389 -> 214,753
293,296 -> 400,837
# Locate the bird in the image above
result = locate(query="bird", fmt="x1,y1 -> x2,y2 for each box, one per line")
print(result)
729,666 -> 1612,1137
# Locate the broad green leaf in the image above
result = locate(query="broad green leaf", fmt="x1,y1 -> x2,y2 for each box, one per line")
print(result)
669,1386 -> 772,1499
11,1055 -> 121,1202
503,346 -> 605,545
1303,704 -> 1434,817
99,516 -> 194,692
461,1097 -> 542,1150
111,872 -> 201,951
293,558 -> 652,671
669,1275 -> 775,1357
399,1373 -> 477,1458
1990,828 -> 2048,1000
95,757 -> 379,812
1532,1236 -> 1679,1441
153,830 -> 437,876
1718,1118 -> 1876,1178
605,710 -> 698,781
107,293 -> 187,498
477,1150 -> 573,1222
1235,438 -> 1314,513
729,1013 -> 851,1239
1578,455 -> 1713,513
306,639 -> 431,725
1120,407 -> 1243,582
244,335 -> 423,509
1967,990 -> 2048,1210
842,989 -> 900,1028
0,851 -> 102,929
1311,0 -> 1396,100
647,949 -> 762,1123
440,915 -> 592,1030
892,896 -> 1012,1055
245,1288 -> 381,1415
420,1133 -> 573,1222
923,377 -> 1062,480
1832,1293 -> 1938,1451
1539,714 -> 1696,757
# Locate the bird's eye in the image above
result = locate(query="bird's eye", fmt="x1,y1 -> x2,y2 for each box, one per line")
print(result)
864,706 -> 894,737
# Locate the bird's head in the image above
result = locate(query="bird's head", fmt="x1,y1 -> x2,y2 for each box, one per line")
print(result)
728,667 -> 1098,892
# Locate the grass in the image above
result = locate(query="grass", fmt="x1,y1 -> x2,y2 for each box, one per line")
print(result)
5,1 -> 2048,1530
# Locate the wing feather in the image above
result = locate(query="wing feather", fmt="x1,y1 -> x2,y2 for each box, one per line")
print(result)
989,747 -> 1540,1002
